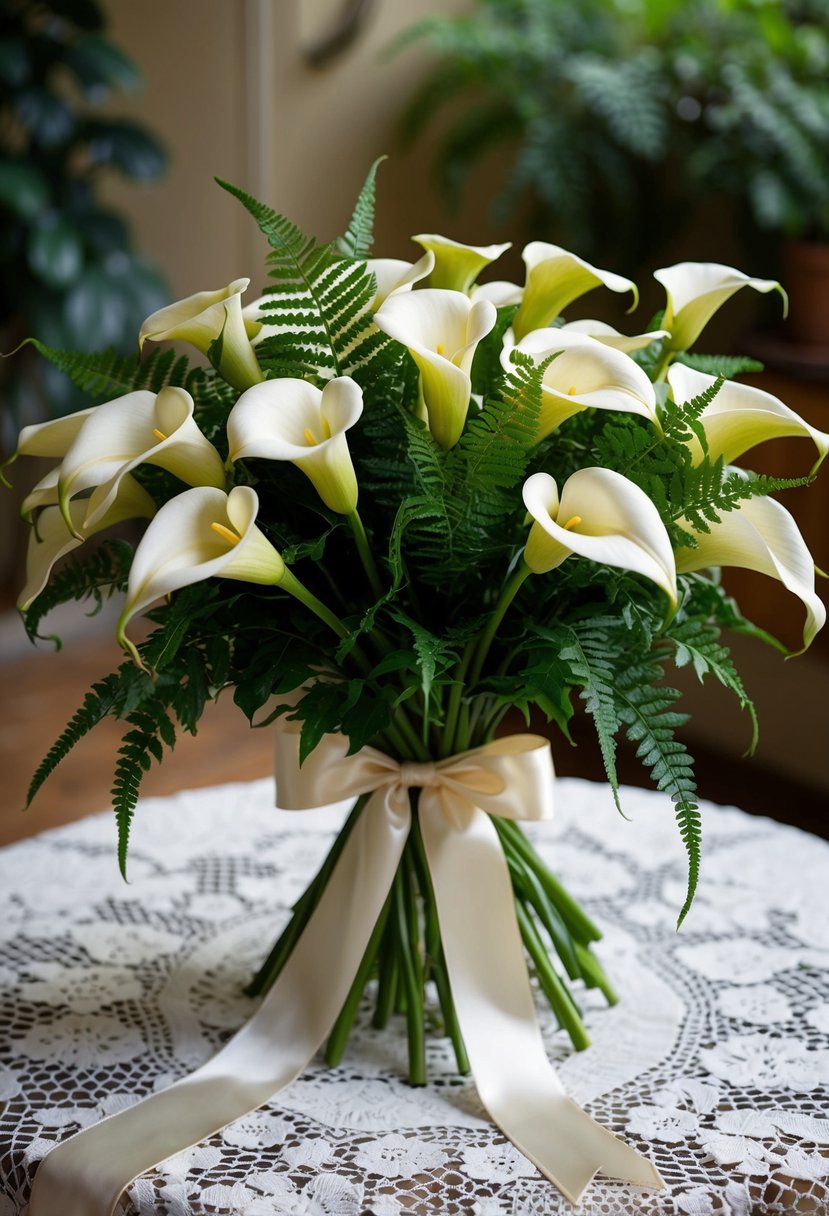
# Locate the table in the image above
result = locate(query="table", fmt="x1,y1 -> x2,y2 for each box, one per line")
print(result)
2,777 -> 828,1215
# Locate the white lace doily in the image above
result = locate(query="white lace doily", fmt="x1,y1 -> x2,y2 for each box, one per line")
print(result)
2,776 -> 828,1215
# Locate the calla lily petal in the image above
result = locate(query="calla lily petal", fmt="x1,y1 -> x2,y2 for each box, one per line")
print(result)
228,376 -> 362,514
513,242 -> 638,341
367,252 -> 434,310
374,288 -> 496,449
12,407 -> 96,462
471,280 -> 524,308
558,319 -> 670,353
56,387 -> 225,533
523,468 -> 677,606
412,234 -> 511,293
654,262 -> 787,352
506,330 -> 658,440
21,465 -> 61,520
19,474 -> 156,611
117,485 -> 284,654
668,362 -> 829,471
139,278 -> 264,391
676,490 -> 825,652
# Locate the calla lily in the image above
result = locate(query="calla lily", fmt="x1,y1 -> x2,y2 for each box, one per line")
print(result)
117,485 -> 285,659
675,490 -> 825,653
505,330 -> 658,440
667,363 -> 829,471
373,289 -> 497,449
139,278 -> 264,392
471,280 -> 524,308
654,262 -> 787,353
366,252 -> 434,310
54,387 -> 225,535
12,407 -> 96,460
557,319 -> 670,353
228,376 -> 362,514
512,243 -> 638,341
19,474 -> 156,611
522,468 -> 677,606
412,234 -> 511,294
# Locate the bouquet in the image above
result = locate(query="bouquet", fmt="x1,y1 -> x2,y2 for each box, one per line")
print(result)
7,162 -> 827,1208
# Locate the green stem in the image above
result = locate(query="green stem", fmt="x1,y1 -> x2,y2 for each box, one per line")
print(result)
326,892 -> 392,1066
246,797 -> 367,996
495,818 -> 602,944
280,567 -> 373,677
515,899 -> 591,1051
348,510 -> 384,601
468,562 -> 532,687
440,640 -> 475,757
373,922 -> 399,1029
393,863 -> 426,1085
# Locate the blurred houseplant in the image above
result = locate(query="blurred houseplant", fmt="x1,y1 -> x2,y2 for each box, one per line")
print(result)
399,0 -> 829,285
0,0 -> 168,448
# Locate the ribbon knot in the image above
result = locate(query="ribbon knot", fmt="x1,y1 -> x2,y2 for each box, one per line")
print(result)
398,760 -> 438,789
28,727 -> 663,1216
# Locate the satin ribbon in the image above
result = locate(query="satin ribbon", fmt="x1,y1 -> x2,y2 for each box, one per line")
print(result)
29,728 -> 664,1214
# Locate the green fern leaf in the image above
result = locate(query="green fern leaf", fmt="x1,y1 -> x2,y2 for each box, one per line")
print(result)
337,156 -> 385,259
26,675 -> 121,808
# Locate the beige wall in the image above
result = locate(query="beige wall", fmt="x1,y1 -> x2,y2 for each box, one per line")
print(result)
102,0 -> 478,298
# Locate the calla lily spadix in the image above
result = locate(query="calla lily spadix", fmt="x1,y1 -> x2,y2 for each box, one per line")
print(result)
366,251 -> 434,311
412,234 -> 511,294
557,319 -> 670,353
373,288 -> 497,449
54,387 -> 225,537
228,376 -> 363,515
522,468 -> 678,607
668,362 -> 829,472
654,262 -> 787,354
505,330 -> 659,441
19,474 -> 156,611
117,485 -> 286,663
675,488 -> 826,654
512,243 -> 638,342
139,278 -> 264,392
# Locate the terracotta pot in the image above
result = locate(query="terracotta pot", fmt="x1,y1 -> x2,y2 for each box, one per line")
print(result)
782,239 -> 829,346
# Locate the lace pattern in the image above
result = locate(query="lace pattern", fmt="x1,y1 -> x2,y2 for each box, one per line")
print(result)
1,777 -> 828,1215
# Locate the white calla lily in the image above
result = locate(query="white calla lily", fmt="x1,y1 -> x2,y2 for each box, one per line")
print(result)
654,262 -> 787,353
228,376 -> 363,514
366,252 -> 434,310
506,330 -> 658,440
558,319 -> 670,353
139,278 -> 264,391
512,242 -> 638,341
117,485 -> 285,659
19,474 -> 156,610
668,362 -> 829,471
55,387 -> 225,535
675,490 -> 825,653
412,234 -> 511,293
522,468 -> 677,606
373,288 -> 496,449
471,280 -> 524,308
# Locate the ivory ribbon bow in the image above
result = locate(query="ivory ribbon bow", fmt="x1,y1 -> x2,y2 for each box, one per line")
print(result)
29,728 -> 663,1214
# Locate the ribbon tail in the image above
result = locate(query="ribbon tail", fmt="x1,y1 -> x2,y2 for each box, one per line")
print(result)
28,791 -> 410,1216
419,802 -> 664,1205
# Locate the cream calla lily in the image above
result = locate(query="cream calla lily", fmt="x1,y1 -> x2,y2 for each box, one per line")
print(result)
522,468 -> 677,606
19,474 -> 156,611
471,280 -> 524,308
228,376 -> 362,514
412,234 -> 511,294
675,490 -> 825,653
668,363 -> 829,471
117,485 -> 285,658
55,387 -> 225,535
373,288 -> 497,449
512,243 -> 638,342
139,278 -> 264,391
654,262 -> 787,353
506,330 -> 658,440
366,252 -> 434,310
558,319 -> 670,353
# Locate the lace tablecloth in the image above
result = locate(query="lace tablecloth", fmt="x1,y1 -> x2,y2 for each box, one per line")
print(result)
1,777 -> 828,1216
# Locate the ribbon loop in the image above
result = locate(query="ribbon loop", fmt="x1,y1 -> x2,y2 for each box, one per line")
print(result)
29,726 -> 663,1214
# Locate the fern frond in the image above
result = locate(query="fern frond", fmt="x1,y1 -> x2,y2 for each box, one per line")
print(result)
26,675 -> 121,808
22,539 -> 134,644
665,618 -> 759,752
112,702 -> 176,876
676,352 -> 764,378
29,341 -> 199,401
337,157 -> 384,259
557,622 -> 623,810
